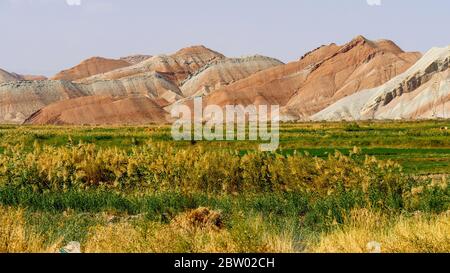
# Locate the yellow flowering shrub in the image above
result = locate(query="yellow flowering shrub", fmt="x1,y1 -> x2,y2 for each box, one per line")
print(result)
0,142 -> 411,198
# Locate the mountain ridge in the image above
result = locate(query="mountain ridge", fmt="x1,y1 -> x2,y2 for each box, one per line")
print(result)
2,37 -> 448,125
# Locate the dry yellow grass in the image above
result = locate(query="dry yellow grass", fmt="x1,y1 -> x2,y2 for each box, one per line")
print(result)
0,206 -> 59,253
2,205 -> 449,253
84,208 -> 296,253
84,208 -> 238,253
84,222 -> 238,253
308,209 -> 450,253
0,206 -> 296,253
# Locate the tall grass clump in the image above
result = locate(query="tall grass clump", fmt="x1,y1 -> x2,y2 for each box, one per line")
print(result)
0,206 -> 58,253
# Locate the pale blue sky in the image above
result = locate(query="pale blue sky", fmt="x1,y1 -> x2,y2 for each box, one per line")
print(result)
1,0 -> 449,76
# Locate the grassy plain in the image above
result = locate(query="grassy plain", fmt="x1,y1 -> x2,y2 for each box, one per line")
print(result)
0,120 -> 449,253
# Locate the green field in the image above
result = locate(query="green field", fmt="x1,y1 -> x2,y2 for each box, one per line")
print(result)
0,121 -> 449,253
1,120 -> 449,174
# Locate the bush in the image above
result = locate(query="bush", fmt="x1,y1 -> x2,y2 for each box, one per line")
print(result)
0,143 -> 409,196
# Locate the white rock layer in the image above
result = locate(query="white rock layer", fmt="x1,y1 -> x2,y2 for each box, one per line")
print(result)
313,46 -> 450,120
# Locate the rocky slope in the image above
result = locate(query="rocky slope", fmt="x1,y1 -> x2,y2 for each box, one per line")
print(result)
24,95 -> 169,125
180,55 -> 284,97
51,57 -> 131,81
0,71 -> 184,124
15,74 -> 48,81
191,36 -> 421,121
80,71 -> 183,103
26,53 -> 283,125
0,80 -> 85,124
282,37 -> 422,119
1,69 -> 48,83
0,68 -> 20,83
1,46 -> 224,124
119,55 -> 152,65
79,46 -> 226,85
312,46 -> 450,120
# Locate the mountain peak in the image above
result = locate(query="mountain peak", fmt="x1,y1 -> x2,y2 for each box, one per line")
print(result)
51,57 -> 131,81
352,35 -> 369,43
174,45 -> 225,59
